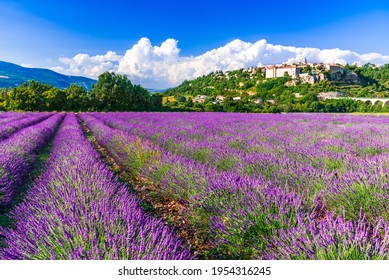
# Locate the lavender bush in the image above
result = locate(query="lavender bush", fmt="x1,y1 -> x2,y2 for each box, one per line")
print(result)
0,113 -> 64,211
0,112 -> 53,142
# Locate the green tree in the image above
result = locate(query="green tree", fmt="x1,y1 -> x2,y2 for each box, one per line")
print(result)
42,88 -> 66,111
177,96 -> 186,103
92,72 -> 134,111
65,84 -> 90,111
185,97 -> 194,107
91,72 -> 158,111
6,81 -> 52,111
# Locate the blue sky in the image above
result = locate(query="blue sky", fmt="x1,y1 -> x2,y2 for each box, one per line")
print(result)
1,0 -> 389,87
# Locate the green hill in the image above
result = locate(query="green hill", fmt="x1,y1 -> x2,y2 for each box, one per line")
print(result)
164,68 -> 262,98
164,64 -> 389,99
0,61 -> 96,90
162,64 -> 389,113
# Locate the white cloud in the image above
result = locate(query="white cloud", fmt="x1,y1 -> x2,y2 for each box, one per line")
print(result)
53,38 -> 389,88
53,51 -> 121,77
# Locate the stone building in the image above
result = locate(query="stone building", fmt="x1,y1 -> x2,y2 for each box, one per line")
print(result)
265,65 -> 302,79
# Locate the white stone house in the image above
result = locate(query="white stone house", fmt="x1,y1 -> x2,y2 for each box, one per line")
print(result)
317,92 -> 345,100
193,95 -> 208,103
216,95 -> 224,102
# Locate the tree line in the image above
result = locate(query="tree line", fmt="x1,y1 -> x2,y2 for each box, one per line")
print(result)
165,92 -> 389,114
0,72 -> 162,112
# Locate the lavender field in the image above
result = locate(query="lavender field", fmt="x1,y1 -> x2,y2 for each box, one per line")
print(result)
1,111 -> 389,260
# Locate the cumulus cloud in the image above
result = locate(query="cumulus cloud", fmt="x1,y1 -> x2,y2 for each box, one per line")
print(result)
53,38 -> 389,88
52,51 -> 121,78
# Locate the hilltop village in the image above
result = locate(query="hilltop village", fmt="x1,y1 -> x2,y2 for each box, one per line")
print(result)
263,62 -> 360,84
187,62 -> 360,104
163,62 -> 389,113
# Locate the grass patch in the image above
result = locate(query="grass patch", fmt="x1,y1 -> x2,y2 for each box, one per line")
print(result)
191,148 -> 210,163
325,182 -> 389,222
324,158 -> 344,173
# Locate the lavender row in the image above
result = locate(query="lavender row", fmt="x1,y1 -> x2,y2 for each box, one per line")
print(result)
0,112 -> 36,125
0,112 -> 28,119
0,113 -> 191,260
0,112 -> 54,142
80,113 -> 389,259
0,113 -> 64,211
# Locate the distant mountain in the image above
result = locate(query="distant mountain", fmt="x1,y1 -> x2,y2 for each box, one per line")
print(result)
0,61 -> 96,89
147,88 -> 166,94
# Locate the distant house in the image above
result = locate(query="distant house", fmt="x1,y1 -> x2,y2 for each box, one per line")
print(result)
193,95 -> 208,103
233,96 -> 241,101
216,95 -> 224,102
293,93 -> 302,98
324,64 -> 343,74
317,92 -> 345,100
267,99 -> 275,105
